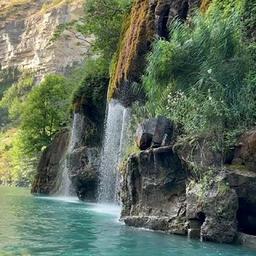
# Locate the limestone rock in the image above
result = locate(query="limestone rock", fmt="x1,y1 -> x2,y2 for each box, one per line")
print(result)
31,129 -> 69,194
136,117 -> 174,150
121,146 -> 187,234
0,0 -> 91,80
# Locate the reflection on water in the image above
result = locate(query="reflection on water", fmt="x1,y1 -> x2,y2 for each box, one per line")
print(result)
0,186 -> 255,256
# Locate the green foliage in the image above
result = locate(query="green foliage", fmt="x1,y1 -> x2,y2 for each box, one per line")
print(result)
0,71 -> 35,121
79,0 -> 131,58
143,9 -> 256,150
19,74 -> 71,155
72,57 -> 109,146
243,0 -> 256,40
0,66 -> 20,128
53,0 -> 131,59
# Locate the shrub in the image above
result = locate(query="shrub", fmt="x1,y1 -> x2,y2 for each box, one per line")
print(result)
143,9 -> 256,148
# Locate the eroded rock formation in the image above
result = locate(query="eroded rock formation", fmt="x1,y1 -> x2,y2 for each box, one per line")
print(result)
0,0 -> 91,80
121,118 -> 256,246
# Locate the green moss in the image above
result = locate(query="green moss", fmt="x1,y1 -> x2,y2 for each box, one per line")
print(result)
71,58 -> 109,146
108,0 -> 155,100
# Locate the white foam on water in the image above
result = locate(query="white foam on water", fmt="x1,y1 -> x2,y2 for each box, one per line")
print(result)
85,202 -> 121,216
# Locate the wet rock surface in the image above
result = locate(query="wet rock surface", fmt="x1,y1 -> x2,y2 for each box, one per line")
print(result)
31,129 -> 69,194
69,147 -> 99,201
121,146 -> 187,235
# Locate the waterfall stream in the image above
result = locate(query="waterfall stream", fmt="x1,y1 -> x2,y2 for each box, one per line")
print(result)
98,100 -> 131,203
55,113 -> 84,197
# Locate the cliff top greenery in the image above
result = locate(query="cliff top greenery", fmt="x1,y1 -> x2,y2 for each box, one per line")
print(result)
141,0 -> 256,153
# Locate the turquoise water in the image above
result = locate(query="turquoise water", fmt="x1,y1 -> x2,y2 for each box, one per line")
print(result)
0,186 -> 255,256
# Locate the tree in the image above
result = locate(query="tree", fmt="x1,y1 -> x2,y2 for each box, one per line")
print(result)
19,74 -> 71,154
53,0 -> 131,59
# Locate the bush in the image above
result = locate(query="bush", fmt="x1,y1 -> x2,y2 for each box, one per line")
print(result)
143,9 -> 256,148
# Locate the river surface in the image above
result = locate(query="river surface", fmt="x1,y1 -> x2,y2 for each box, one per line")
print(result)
0,186 -> 255,256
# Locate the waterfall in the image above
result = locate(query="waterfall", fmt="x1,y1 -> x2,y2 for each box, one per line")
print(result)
98,100 -> 131,203
55,113 -> 84,197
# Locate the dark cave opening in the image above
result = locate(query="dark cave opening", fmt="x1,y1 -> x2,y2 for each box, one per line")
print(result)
157,7 -> 170,39
237,198 -> 256,236
178,1 -> 189,21
197,212 -> 206,225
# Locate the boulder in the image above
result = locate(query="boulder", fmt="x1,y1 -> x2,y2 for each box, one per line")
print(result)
121,146 -> 187,235
31,129 -> 69,194
232,129 -> 256,173
135,117 -> 174,150
69,147 -> 99,201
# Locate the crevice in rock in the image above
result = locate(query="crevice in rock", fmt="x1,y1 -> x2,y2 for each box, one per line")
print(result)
197,212 -> 206,225
178,1 -> 189,21
158,6 -> 170,38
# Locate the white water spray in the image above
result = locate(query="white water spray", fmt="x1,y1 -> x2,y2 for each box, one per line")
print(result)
98,100 -> 131,203
55,113 -> 84,197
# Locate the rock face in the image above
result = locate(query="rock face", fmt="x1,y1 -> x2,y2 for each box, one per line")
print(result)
121,121 -> 256,245
226,167 -> 256,236
0,0 -> 91,80
121,146 -> 188,235
232,129 -> 256,173
135,117 -> 174,150
31,129 -> 69,194
69,147 -> 99,201
186,176 -> 238,243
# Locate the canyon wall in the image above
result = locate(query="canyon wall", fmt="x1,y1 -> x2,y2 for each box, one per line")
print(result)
0,0 -> 91,80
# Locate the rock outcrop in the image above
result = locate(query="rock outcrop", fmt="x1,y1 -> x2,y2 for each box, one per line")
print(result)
0,0 -> 91,80
121,120 -> 256,246
121,146 -> 187,235
186,175 -> 238,243
135,116 -> 174,150
232,129 -> 256,173
31,129 -> 69,194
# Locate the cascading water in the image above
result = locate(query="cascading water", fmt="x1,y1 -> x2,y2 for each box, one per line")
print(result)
98,100 -> 131,203
55,113 -> 84,197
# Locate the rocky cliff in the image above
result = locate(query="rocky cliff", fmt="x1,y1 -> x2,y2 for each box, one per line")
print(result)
0,0 -> 91,80
121,117 -> 256,248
